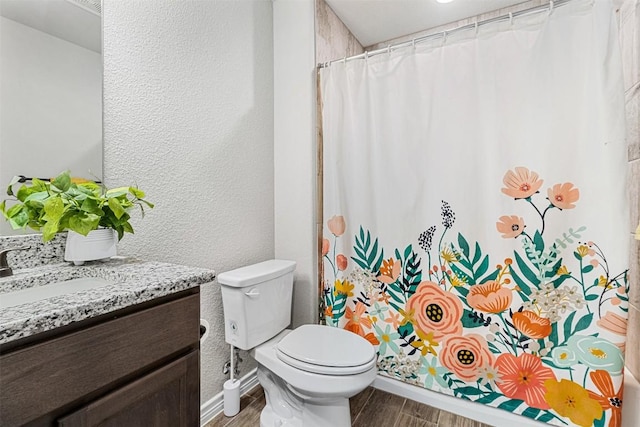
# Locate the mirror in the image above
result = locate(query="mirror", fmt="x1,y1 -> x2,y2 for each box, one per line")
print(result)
0,0 -> 102,236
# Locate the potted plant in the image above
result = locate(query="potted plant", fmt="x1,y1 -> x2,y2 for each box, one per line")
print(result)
1,171 -> 153,264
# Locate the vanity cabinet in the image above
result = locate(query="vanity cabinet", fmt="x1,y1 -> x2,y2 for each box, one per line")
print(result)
0,288 -> 200,427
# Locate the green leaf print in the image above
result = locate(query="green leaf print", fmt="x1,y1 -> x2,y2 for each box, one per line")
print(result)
472,242 -> 482,265
593,414 -> 606,427
386,282 -> 405,304
514,251 -> 541,287
554,226 -> 587,249
533,231 -> 545,255
453,386 -> 485,396
521,408 -> 540,419
398,322 -> 414,338
458,233 -> 470,260
352,226 -> 384,272
451,234 -> 494,285
402,247 -> 422,296
508,264 -> 532,296
461,309 -> 490,329
573,313 -> 594,334
562,312 -> 577,342
535,412 -> 557,423
521,234 -> 561,281
474,392 -> 502,405
475,255 -> 490,280
333,294 -> 347,320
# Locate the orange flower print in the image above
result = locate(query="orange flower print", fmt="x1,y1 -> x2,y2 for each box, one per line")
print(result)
495,353 -> 557,410
467,281 -> 513,314
512,310 -> 552,339
363,332 -> 380,346
336,254 -> 348,271
544,379 -> 603,427
501,167 -> 543,199
344,302 -> 372,336
547,183 -> 579,210
588,370 -> 622,427
597,311 -> 628,337
324,305 -> 332,317
406,281 -> 463,340
327,215 -> 346,236
322,238 -> 330,256
439,334 -> 495,381
496,215 -> 525,239
378,258 -> 401,284
385,311 -> 401,329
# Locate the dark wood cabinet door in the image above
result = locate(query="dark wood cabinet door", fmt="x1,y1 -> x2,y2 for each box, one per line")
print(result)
0,292 -> 200,426
57,350 -> 199,427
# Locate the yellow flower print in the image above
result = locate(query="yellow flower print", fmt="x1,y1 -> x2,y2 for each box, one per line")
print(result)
440,247 -> 457,263
334,279 -> 354,297
410,329 -> 439,356
543,379 -> 603,427
598,276 -> 608,287
449,274 -> 467,287
556,265 -> 570,276
398,307 -> 416,326
576,245 -> 590,258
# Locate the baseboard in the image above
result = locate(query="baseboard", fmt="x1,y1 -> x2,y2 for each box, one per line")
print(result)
373,374 -> 547,427
200,368 -> 259,426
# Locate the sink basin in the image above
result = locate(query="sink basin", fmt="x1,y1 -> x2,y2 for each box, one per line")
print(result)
0,277 -> 113,309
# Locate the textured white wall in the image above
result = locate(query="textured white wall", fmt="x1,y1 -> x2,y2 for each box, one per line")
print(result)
0,16 -> 102,235
274,0 -> 318,327
102,0 -> 274,405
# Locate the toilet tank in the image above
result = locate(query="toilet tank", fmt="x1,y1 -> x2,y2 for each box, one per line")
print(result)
218,259 -> 296,350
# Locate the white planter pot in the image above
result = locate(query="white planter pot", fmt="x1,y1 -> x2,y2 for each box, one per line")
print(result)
64,229 -> 117,266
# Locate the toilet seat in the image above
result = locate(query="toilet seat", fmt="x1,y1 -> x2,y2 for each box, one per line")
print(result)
276,325 -> 376,376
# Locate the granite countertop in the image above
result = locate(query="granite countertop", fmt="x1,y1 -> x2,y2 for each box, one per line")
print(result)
0,257 -> 216,345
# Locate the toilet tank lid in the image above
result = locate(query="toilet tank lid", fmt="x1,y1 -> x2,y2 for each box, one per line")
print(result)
218,260 -> 296,288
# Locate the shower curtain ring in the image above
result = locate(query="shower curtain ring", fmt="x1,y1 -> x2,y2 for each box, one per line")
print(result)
387,45 -> 391,56
474,20 -> 479,36
509,12 -> 513,26
442,30 -> 447,45
549,0 -> 554,14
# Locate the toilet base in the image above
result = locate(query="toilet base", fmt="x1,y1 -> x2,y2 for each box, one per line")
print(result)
257,365 -> 351,427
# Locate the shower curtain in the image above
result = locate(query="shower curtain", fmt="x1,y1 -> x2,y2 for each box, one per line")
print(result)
320,1 -> 629,426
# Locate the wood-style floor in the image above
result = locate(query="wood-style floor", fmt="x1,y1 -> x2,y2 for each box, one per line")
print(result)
205,385 -> 493,427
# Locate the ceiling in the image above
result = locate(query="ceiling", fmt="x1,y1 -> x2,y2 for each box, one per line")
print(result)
0,0 -> 530,56
324,0 -> 531,47
0,0 -> 101,53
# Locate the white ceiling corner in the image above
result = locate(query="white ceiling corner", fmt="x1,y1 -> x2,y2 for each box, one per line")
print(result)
0,0 -> 101,53
324,0 -> 531,47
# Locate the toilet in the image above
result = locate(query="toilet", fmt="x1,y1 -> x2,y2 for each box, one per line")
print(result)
218,259 -> 377,427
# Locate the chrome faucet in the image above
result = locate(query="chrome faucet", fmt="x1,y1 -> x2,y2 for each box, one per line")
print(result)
0,247 -> 29,277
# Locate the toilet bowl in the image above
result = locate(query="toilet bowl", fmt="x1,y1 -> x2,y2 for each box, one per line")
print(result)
218,260 -> 377,427
252,326 -> 377,427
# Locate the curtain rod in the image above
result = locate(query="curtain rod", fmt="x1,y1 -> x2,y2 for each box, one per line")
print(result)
317,0 -> 574,69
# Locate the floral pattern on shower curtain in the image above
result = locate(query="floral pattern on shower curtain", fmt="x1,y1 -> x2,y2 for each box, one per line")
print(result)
320,2 -> 629,427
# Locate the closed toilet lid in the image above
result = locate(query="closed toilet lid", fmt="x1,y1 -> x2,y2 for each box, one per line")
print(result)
276,325 -> 376,375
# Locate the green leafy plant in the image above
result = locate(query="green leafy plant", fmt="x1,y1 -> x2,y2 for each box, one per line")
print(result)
0,171 -> 153,242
